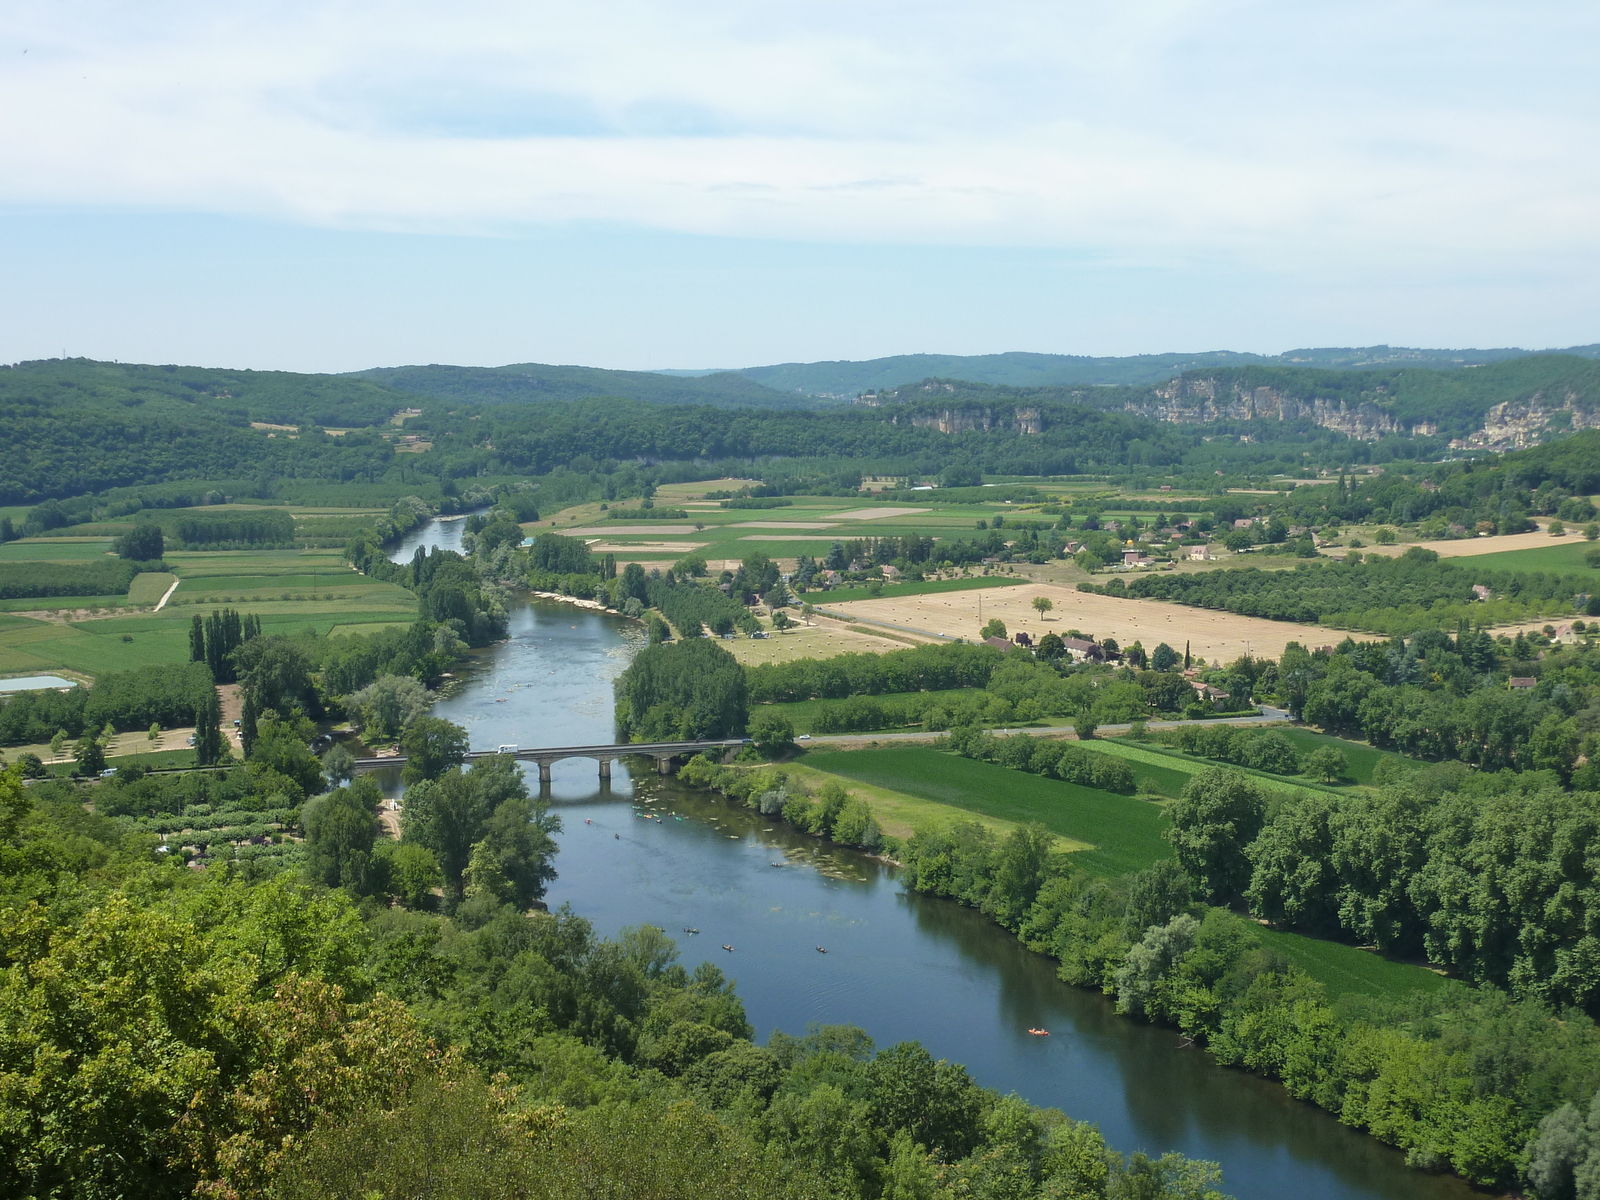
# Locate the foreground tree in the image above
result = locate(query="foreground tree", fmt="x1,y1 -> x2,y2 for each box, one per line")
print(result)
1165,767 -> 1266,902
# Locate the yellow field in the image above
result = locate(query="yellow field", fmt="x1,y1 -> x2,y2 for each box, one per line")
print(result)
821,581 -> 1363,662
1355,522 -> 1563,559
722,617 -> 940,666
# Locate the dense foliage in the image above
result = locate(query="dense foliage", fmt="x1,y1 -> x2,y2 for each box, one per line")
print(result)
0,558 -> 145,600
614,640 -> 749,742
894,805 -> 1600,1191
0,662 -> 216,745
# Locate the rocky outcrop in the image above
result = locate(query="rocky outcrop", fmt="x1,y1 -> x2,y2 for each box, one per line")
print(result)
900,405 -> 1045,435
1450,390 -> 1600,450
1125,377 -> 1411,440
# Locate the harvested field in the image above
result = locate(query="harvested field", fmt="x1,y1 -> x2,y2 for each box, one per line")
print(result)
581,542 -> 706,554
1357,523 -> 1559,559
823,506 -> 929,520
722,619 -> 939,666
822,581 -> 1365,662
563,525 -> 698,536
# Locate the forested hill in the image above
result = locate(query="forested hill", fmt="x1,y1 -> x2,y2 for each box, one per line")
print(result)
873,354 -> 1600,443
0,357 -> 410,428
729,343 -> 1600,395
349,362 -> 818,410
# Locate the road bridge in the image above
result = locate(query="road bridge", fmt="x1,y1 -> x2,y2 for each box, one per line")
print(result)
353,738 -> 749,783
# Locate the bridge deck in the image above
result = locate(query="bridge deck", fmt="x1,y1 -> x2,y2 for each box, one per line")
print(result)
352,738 -> 748,770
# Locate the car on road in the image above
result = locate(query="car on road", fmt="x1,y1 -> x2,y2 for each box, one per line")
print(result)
797,734 -> 812,741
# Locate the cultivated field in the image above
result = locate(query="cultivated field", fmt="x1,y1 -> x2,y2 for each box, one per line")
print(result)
1355,522 -> 1560,559
721,616 -> 940,667
821,581 -> 1360,662
0,544 -> 418,680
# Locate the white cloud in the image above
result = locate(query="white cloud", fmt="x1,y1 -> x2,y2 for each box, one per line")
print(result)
2,0 -> 1597,276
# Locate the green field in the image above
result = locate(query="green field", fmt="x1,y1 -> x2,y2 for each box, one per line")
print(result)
0,542 -> 418,679
803,745 -> 1173,876
1448,538 -> 1600,579
799,745 -> 1443,997
538,491 -> 1062,568
0,539 -> 118,561
813,577 -> 1028,604
1259,928 -> 1444,998
1087,741 -> 1198,798
765,687 -> 976,733
1272,728 -> 1421,785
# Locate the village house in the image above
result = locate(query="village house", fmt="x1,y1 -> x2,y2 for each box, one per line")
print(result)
1509,677 -> 1537,690
1187,544 -> 1213,561
1060,637 -> 1106,663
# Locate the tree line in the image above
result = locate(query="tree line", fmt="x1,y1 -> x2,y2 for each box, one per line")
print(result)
892,788 -> 1600,1192
1127,545 -> 1595,636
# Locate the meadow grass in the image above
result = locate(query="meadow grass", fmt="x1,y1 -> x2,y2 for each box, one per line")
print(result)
1258,928 -> 1445,998
802,745 -> 1172,876
0,576 -> 419,678
127,573 -> 178,606
1456,538 -> 1600,578
0,539 -> 118,561
779,760 -> 1087,846
814,576 -> 1028,604
1271,728 -> 1421,785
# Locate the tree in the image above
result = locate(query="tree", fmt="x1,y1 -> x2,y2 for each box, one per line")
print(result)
1037,632 -> 1065,660
239,688 -> 260,757
375,842 -> 444,909
749,710 -> 795,757
1122,860 -> 1194,940
1074,714 -> 1098,741
1031,596 -> 1054,620
1166,767 -> 1267,902
304,778 -> 382,894
348,674 -> 433,740
248,713 -> 326,798
980,618 -> 1007,641
1304,745 -> 1348,783
614,639 -> 748,742
49,730 -> 67,759
1374,527 -> 1397,544
322,743 -> 357,786
189,614 -> 205,663
402,755 -> 555,903
114,523 -> 164,561
866,1042 -> 987,1163
400,717 -> 470,786
194,686 -> 224,766
772,609 -> 792,631
147,721 -> 160,741
72,734 -> 105,777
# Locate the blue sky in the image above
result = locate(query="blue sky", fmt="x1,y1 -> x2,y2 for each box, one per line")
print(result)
2,0 -> 1596,372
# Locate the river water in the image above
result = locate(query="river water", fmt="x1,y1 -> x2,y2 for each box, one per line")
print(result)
390,520 -> 1480,1200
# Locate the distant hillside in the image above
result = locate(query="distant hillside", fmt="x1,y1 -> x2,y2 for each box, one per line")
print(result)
348,362 -> 821,411
871,354 -> 1600,446
725,344 -> 1600,396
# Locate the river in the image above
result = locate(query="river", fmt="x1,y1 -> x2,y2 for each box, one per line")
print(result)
390,519 -> 1480,1200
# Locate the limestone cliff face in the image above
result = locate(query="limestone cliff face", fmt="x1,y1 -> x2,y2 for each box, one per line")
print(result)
1451,390 -> 1600,450
1126,377 -> 1408,440
899,405 -> 1045,435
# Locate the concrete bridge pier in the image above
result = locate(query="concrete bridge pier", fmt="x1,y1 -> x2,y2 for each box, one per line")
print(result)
656,755 -> 674,775
537,760 -> 553,784
598,757 -> 612,780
